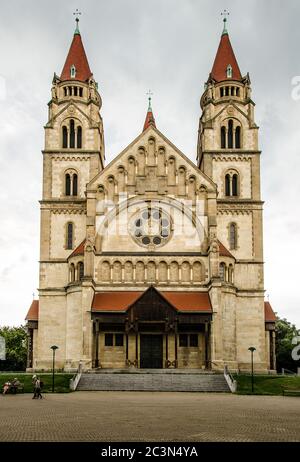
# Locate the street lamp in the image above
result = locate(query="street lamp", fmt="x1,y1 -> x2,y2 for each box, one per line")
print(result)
248,347 -> 256,393
50,345 -> 59,392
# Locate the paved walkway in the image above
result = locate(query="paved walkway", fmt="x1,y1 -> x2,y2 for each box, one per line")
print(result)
0,392 -> 299,442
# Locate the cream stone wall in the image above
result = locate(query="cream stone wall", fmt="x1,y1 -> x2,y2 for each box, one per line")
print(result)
212,156 -> 252,199
39,262 -> 68,289
51,155 -> 91,198
36,294 -> 66,370
49,212 -> 86,259
217,212 -> 253,260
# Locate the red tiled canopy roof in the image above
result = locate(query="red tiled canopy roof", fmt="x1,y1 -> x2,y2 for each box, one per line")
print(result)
264,302 -> 277,323
210,32 -> 242,82
60,33 -> 92,82
218,240 -> 235,259
69,239 -> 86,259
92,290 -> 212,313
25,300 -> 39,321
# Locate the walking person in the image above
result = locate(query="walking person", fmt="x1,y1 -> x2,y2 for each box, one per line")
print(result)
35,377 -> 43,399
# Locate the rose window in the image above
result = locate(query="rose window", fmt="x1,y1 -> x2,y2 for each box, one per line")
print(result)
130,208 -> 171,248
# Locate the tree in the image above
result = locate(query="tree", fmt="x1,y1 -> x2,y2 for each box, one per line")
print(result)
0,325 -> 27,371
275,318 -> 300,373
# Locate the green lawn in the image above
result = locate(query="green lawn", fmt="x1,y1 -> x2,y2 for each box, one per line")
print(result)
234,374 -> 300,395
0,373 -> 73,393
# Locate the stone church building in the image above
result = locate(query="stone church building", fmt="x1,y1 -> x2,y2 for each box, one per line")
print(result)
25,18 -> 276,373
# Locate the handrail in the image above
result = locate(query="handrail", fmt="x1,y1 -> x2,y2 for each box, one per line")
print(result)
224,365 -> 237,393
281,368 -> 297,376
69,361 -> 83,391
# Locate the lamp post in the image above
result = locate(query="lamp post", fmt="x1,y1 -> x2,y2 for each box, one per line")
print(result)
50,345 -> 58,392
248,347 -> 256,393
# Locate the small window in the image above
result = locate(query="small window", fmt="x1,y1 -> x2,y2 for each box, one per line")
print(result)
70,65 -> 76,79
230,223 -> 237,250
227,64 -> 232,78
78,262 -> 84,280
73,174 -> 78,196
228,119 -> 233,149
74,86 -> 78,96
64,87 -> 67,97
220,87 -> 224,97
79,88 -> 83,97
115,334 -> 124,347
220,263 -> 226,281
77,126 -> 82,149
70,119 -> 75,149
225,174 -> 231,196
221,126 -> 226,149
232,174 -> 238,196
62,126 -> 68,148
190,334 -> 199,347
179,334 -> 188,347
235,126 -> 241,149
67,223 -> 73,250
65,174 -> 71,196
105,333 -> 113,347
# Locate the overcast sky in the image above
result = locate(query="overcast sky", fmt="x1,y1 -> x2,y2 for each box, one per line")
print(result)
0,0 -> 299,328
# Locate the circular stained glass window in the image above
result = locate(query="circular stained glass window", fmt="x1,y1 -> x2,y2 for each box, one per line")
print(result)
130,207 -> 172,248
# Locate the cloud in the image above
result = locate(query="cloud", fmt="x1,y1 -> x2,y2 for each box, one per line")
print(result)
0,0 -> 299,327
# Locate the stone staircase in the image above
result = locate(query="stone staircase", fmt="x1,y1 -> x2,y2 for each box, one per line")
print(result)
77,369 -> 230,392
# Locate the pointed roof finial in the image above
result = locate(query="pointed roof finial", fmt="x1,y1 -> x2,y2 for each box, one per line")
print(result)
221,9 -> 229,35
146,89 -> 153,111
143,90 -> 156,131
73,9 -> 81,35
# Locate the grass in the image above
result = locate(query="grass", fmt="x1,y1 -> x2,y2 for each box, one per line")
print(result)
0,373 -> 73,393
234,374 -> 300,395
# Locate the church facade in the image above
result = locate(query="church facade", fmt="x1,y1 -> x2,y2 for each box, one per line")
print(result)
25,19 -> 276,373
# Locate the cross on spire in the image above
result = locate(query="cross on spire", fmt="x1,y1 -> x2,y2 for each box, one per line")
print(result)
146,90 -> 153,111
73,9 -> 82,34
221,9 -> 229,35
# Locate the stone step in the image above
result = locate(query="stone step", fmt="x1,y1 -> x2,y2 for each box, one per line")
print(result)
77,372 -> 230,392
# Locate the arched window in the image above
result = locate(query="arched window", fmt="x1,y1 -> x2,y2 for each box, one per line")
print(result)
66,223 -> 74,250
70,264 -> 75,282
225,174 -> 231,196
78,262 -> 84,280
70,65 -> 76,79
235,126 -> 241,148
232,174 -> 238,196
228,119 -> 233,148
228,265 -> 234,284
229,223 -> 237,250
62,126 -> 68,148
64,87 -> 67,97
79,88 -> 83,97
219,263 -> 226,281
74,86 -> 78,96
221,126 -> 226,149
70,119 -> 75,148
227,64 -> 233,78
65,174 -> 71,196
73,174 -> 78,196
220,87 -> 224,97
236,88 -> 240,97
77,126 -> 82,149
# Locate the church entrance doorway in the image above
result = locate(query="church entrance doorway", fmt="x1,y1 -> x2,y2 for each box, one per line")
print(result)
140,334 -> 163,369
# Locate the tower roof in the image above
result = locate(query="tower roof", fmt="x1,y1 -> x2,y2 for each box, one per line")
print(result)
210,25 -> 242,82
143,96 -> 156,131
60,28 -> 93,82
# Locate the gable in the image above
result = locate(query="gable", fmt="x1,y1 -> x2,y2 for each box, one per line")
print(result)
87,125 -> 217,195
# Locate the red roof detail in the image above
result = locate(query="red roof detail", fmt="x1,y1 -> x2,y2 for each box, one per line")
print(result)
264,302 -> 277,322
69,239 -> 86,258
92,292 -> 143,312
92,290 -> 212,313
143,109 -> 156,131
25,300 -> 39,321
161,292 -> 212,312
210,33 -> 242,82
218,240 -> 234,258
60,33 -> 92,82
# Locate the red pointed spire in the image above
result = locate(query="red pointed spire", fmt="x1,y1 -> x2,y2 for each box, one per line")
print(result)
143,96 -> 156,131
210,27 -> 242,82
60,30 -> 93,82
